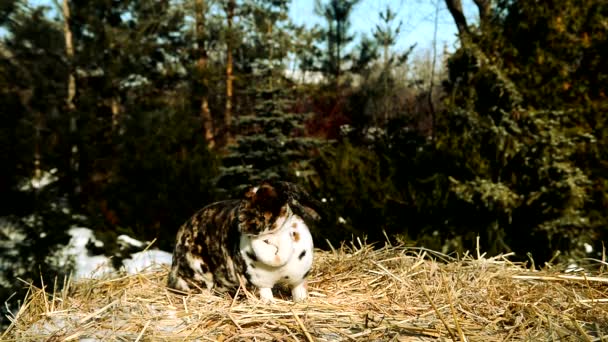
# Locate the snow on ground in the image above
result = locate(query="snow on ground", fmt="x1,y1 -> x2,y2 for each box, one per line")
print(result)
117,234 -> 145,248
18,168 -> 59,191
61,227 -> 172,280
61,227 -> 115,279
122,249 -> 173,274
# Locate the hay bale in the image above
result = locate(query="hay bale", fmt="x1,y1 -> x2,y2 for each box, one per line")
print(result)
3,242 -> 608,341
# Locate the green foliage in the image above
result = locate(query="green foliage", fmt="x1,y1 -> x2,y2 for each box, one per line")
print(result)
0,3 -> 75,327
0,187 -> 74,329
350,34 -> 379,76
489,0 -> 608,109
309,0 -> 607,262
218,0 -> 324,193
292,24 -> 323,79
309,123 -> 443,248
65,0 -> 222,251
435,105 -> 596,258
0,1 -> 219,326
373,5 -> 404,67
93,107 -> 219,252
218,68 -> 320,192
311,140 -> 404,244
435,0 -> 607,260
483,0 -> 608,254
314,0 -> 361,82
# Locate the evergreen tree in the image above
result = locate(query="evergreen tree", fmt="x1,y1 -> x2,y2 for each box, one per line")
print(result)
314,0 -> 361,85
66,0 -> 220,250
291,23 -> 323,83
0,2 -> 73,328
345,5 -> 416,128
437,0 -> 607,260
194,0 -> 216,148
222,0 -> 237,144
373,5 -> 401,69
217,0 -> 322,193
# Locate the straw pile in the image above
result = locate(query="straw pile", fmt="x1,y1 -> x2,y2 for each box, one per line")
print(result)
3,240 -> 608,341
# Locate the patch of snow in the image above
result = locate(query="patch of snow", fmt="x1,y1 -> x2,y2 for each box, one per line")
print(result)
339,124 -> 353,136
0,218 -> 25,242
0,219 -> 26,283
19,168 -> 59,191
59,227 -> 115,279
54,228 -> 174,280
71,213 -> 88,222
117,234 -> 145,249
27,314 -> 135,341
6,221 -> 174,283
76,255 -> 115,279
27,316 -> 76,337
284,69 -> 324,84
565,263 -> 584,273
122,249 -> 173,274
22,214 -> 39,227
363,126 -> 386,141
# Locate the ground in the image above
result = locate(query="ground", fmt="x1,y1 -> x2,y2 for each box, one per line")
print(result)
3,242 -> 608,341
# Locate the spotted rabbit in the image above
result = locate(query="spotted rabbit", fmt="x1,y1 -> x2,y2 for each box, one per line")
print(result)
167,180 -> 319,302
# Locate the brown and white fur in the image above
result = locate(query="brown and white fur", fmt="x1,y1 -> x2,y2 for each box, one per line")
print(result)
167,180 -> 316,302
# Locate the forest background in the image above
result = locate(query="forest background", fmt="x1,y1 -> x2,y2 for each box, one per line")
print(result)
1,0 -> 607,328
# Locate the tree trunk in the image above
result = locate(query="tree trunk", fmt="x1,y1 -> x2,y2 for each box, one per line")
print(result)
34,112 -> 42,180
111,96 -> 120,130
445,0 -> 493,37
428,1 -> 440,143
444,0 -> 523,110
336,19 -> 341,85
195,0 -> 215,149
473,0 -> 492,29
444,0 -> 469,38
224,0 -> 235,144
63,0 -> 76,111
63,0 -> 78,190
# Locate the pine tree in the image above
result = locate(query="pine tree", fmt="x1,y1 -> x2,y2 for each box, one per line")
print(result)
217,0 -> 323,193
223,0 -> 237,144
348,5 -> 416,127
439,0 -> 607,260
194,0 -> 215,148
66,0 -> 220,249
0,2 -> 74,328
314,0 -> 361,86
373,6 -> 401,69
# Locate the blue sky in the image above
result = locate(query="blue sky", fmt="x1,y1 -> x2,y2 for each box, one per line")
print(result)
21,0 -> 477,55
289,0 -> 478,54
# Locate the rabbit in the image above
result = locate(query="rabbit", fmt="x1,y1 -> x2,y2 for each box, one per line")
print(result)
167,180 -> 319,302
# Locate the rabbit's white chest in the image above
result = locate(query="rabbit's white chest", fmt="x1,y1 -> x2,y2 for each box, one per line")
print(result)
240,214 -> 314,296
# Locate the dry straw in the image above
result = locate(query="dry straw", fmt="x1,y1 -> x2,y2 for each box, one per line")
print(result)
2,239 -> 608,341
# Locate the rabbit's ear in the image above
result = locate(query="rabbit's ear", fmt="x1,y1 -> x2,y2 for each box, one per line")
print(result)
252,182 -> 283,211
242,182 -> 273,202
244,185 -> 258,200
266,180 -> 324,222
